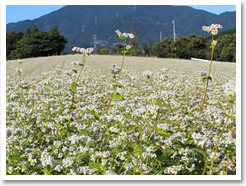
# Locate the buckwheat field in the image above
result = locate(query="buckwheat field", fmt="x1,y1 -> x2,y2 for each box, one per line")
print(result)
6,26 -> 236,175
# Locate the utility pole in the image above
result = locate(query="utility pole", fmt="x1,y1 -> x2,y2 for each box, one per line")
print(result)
160,31 -> 162,41
92,34 -> 98,51
172,19 -> 176,42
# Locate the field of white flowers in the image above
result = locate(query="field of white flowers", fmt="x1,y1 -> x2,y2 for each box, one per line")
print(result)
5,26 -> 237,176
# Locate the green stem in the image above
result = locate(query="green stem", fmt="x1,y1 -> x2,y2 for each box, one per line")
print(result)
202,103 -> 232,175
70,57 -> 85,109
226,156 -> 230,175
139,124 -> 143,175
118,39 -> 126,81
187,36 -> 215,141
118,144 -> 140,173
111,129 -> 122,169
106,39 -> 127,114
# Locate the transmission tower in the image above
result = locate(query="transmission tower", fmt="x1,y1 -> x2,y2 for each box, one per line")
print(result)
92,34 -> 98,51
172,19 -> 176,42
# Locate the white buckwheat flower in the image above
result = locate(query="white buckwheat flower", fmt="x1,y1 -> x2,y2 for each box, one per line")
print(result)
211,40 -> 217,46
202,23 -> 222,35
126,45 -> 132,50
115,30 -> 135,38
16,68 -> 23,74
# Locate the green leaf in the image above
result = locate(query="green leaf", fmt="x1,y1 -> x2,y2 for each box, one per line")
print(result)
103,166 -> 107,174
87,109 -> 100,120
113,146 -> 123,154
126,170 -> 134,175
202,77 -> 207,85
227,116 -> 236,121
8,157 -> 25,162
124,114 -> 132,119
170,120 -> 181,124
127,143 -> 140,155
127,146 -> 134,153
79,129 -> 89,135
157,167 -> 165,175
206,165 -> 216,172
165,130 -> 174,134
60,131 -> 66,137
111,92 -> 124,100
202,76 -> 212,85
154,127 -> 168,136
71,82 -> 79,89
44,103 -> 49,108
42,168 -> 50,175
184,112 -> 194,117
19,85 -> 30,89
113,84 -> 123,88
76,154 -> 90,162
193,148 -> 208,158
89,162 -> 101,169
133,146 -> 141,157
173,140 -> 185,148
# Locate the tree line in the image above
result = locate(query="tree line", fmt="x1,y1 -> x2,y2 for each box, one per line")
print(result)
7,25 -> 235,62
6,25 -> 67,60
98,28 -> 236,62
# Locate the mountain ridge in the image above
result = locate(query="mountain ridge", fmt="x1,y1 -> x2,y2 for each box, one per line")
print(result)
6,5 -> 236,53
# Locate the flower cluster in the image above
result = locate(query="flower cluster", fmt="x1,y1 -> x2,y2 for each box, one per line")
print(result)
222,79 -> 236,101
72,47 -> 94,55
111,64 -> 121,74
211,40 -> 218,47
16,68 -> 23,74
202,24 -> 223,35
198,71 -> 207,77
126,45 -> 133,50
115,30 -> 135,39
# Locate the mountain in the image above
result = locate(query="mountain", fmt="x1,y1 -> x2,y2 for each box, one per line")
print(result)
6,5 -> 236,53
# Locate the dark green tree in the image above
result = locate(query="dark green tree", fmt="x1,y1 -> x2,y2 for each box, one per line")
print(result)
209,34 -> 236,62
152,37 -> 175,58
7,25 -> 67,59
6,32 -> 23,59
46,26 -> 67,55
8,27 -> 33,59
174,34 -> 207,59
142,41 -> 155,56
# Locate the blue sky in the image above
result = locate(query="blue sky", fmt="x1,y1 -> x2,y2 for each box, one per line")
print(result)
6,5 -> 236,24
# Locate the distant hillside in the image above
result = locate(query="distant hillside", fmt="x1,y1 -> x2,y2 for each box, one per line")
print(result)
6,5 -> 236,53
